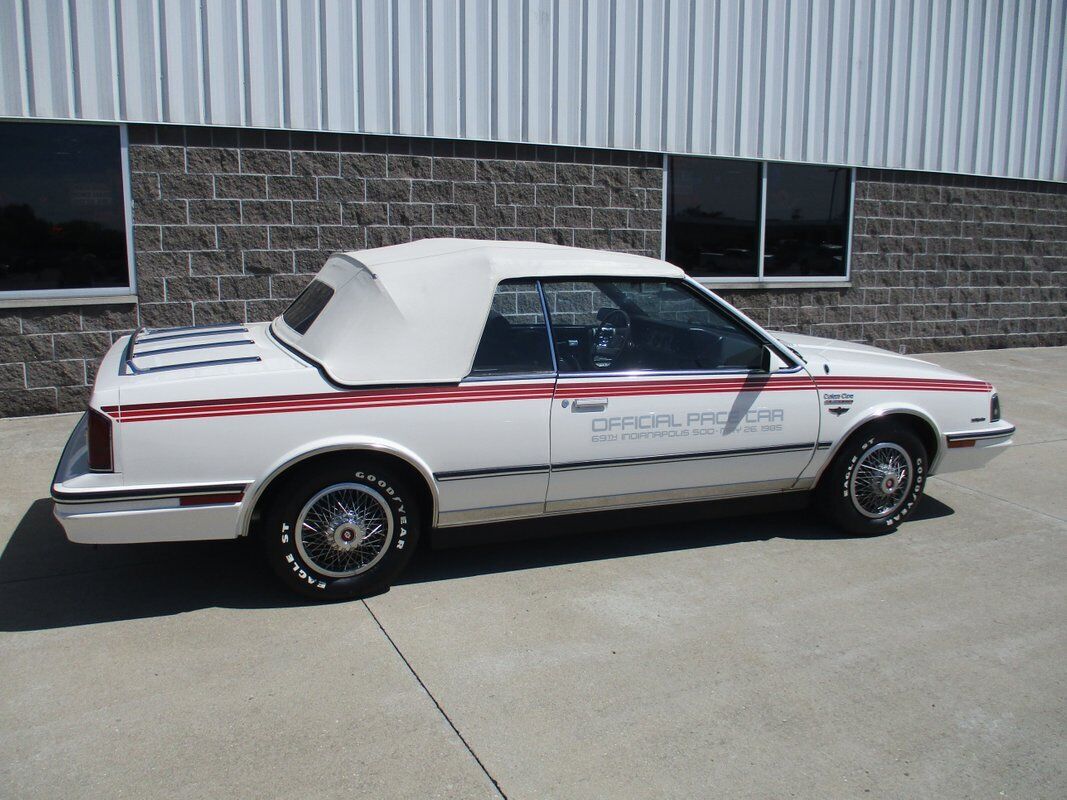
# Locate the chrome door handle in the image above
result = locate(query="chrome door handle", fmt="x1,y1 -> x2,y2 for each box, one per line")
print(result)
572,397 -> 608,411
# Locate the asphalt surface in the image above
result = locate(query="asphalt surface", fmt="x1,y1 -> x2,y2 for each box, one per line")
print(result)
1,346 -> 1064,799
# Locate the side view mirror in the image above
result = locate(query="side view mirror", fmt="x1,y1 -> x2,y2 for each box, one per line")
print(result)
760,345 -> 788,373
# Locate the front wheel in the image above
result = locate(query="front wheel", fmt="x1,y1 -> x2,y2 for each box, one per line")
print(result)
817,424 -> 927,536
260,461 -> 421,600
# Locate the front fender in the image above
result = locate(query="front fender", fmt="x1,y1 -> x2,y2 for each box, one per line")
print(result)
236,435 -> 441,537
813,402 -> 945,482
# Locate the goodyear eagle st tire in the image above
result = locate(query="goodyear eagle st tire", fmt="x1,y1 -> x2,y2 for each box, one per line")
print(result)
261,461 -> 420,600
818,423 -> 927,536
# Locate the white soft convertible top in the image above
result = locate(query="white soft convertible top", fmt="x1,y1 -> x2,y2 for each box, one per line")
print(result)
272,238 -> 684,386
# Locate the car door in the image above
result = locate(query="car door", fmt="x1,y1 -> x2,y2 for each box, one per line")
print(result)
542,278 -> 821,514
432,279 -> 557,527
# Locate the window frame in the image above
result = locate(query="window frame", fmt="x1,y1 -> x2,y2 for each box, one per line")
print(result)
464,278 -> 557,380
661,154 -> 855,288
535,275 -> 799,378
0,122 -> 137,306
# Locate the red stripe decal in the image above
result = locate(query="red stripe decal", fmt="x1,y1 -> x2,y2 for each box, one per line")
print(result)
110,382 -> 556,422
116,393 -> 554,422
179,492 -> 246,507
116,388 -> 550,416
108,374 -> 990,423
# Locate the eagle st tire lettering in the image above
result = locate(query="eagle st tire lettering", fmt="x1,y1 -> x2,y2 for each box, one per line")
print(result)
260,460 -> 421,600
817,424 -> 928,537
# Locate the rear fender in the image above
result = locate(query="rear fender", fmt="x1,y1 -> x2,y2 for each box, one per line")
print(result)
237,436 -> 440,536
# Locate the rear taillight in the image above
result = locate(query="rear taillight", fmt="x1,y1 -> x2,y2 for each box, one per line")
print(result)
87,408 -> 113,472
990,393 -> 1001,423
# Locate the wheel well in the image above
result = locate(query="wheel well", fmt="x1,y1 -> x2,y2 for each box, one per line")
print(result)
897,413 -> 940,463
815,411 -> 940,489
246,449 -> 436,538
844,412 -> 940,463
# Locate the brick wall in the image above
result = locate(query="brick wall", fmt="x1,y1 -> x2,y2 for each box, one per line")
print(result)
0,304 -> 138,416
127,126 -> 662,334
719,170 -> 1067,353
0,126 -> 662,417
0,123 -> 1064,418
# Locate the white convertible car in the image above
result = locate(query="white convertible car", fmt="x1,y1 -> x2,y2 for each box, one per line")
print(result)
53,239 -> 1014,598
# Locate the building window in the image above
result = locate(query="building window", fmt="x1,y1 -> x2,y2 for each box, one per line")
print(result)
763,164 -> 850,278
664,159 -> 761,279
0,121 -> 133,299
665,156 -> 853,283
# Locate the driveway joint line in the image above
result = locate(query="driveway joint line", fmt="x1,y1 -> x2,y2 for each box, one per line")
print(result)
1009,436 -> 1067,447
362,599 -> 508,800
931,477 -> 1067,525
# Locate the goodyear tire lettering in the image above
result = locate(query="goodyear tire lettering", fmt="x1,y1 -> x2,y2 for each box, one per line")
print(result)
818,425 -> 928,537
262,462 -> 421,599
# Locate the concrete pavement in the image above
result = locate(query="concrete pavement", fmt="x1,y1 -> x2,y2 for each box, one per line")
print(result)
1,347 -> 1064,799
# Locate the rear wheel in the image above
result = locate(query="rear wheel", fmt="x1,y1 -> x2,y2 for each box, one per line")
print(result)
261,461 -> 421,599
817,423 -> 927,536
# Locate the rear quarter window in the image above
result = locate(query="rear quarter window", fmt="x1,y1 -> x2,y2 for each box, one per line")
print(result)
282,280 -> 334,334
470,280 -> 553,375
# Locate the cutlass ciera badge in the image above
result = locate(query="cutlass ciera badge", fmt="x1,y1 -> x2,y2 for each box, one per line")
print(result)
824,391 -> 854,416
823,391 -> 855,406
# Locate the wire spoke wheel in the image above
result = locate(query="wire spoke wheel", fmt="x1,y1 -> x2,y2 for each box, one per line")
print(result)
295,482 -> 394,578
849,442 -> 914,519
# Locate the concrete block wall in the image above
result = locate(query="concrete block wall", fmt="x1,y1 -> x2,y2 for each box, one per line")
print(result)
0,123 -> 1064,417
0,126 -> 662,416
126,125 -> 663,337
0,304 -> 138,416
719,169 -> 1067,354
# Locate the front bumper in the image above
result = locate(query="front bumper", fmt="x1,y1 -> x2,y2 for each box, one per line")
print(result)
52,414 -> 247,545
935,420 -> 1016,475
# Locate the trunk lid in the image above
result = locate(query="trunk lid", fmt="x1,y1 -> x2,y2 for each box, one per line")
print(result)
124,322 -> 268,375
91,321 -> 313,404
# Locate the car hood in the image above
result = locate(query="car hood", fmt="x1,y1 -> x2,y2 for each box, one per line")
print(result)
768,330 -> 980,382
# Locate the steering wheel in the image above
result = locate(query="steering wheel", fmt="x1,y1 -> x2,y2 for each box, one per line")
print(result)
591,308 -> 632,369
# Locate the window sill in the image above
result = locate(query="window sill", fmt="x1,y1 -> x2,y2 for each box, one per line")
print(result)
696,280 -> 852,291
0,293 -> 139,309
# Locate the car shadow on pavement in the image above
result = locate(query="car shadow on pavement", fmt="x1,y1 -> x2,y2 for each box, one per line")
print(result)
0,493 -> 954,632
0,499 -> 306,632
403,491 -> 956,586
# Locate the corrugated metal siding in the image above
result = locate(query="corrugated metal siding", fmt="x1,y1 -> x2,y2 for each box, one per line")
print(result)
0,0 -> 1063,181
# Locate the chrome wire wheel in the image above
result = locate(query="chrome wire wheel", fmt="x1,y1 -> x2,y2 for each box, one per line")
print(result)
295,483 -> 394,578
849,442 -> 914,519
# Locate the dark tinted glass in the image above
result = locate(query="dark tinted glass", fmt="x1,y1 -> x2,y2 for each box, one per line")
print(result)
282,280 -> 334,334
0,122 -> 129,292
665,156 -> 760,278
470,281 -> 553,375
763,164 -> 849,277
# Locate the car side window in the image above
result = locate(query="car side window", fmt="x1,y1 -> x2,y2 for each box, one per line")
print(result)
540,278 -> 765,373
469,280 -> 554,376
